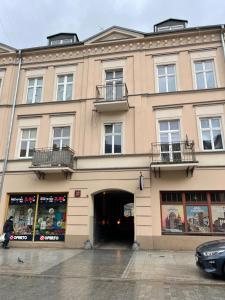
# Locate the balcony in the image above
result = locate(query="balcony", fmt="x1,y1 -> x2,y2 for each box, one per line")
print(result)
150,140 -> 198,177
30,147 -> 75,179
94,83 -> 129,112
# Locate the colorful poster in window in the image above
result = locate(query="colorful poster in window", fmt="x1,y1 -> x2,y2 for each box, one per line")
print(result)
34,194 -> 67,241
211,206 -> 225,232
186,206 -> 210,233
161,205 -> 184,233
8,194 -> 37,241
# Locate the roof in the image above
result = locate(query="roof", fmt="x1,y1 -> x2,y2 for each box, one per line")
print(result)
47,32 -> 79,41
154,18 -> 188,26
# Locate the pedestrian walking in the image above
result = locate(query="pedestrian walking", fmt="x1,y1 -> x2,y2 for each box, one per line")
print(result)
2,216 -> 14,249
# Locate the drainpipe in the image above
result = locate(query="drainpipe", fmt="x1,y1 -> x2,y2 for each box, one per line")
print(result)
0,49 -> 22,203
221,25 -> 225,60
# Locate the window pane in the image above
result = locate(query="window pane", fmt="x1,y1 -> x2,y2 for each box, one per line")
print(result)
35,87 -> 42,102
170,120 -> 179,130
106,71 -> 113,80
213,130 -> 223,149
159,121 -> 168,131
201,119 -> 209,129
211,119 -> 220,128
22,129 -> 29,139
105,136 -> 112,153
67,74 -> 73,83
62,139 -> 70,148
115,70 -> 123,79
202,131 -> 212,149
20,141 -> 27,157
62,127 -> 70,137
114,135 -> 121,153
168,76 -> 176,91
167,65 -> 175,75
160,133 -> 169,143
53,128 -> 62,138
205,61 -> 213,70
58,76 -> 64,84
37,78 -> 43,85
53,139 -> 60,150
30,129 -> 37,139
171,132 -> 180,143
196,73 -> 205,89
158,77 -> 167,92
106,84 -> 113,100
195,62 -> 203,72
28,78 -> 35,86
28,141 -> 35,156
65,83 -> 72,100
27,88 -> 34,103
57,85 -> 64,101
105,125 -> 112,134
157,66 -> 165,76
114,124 -> 121,134
206,71 -> 215,88
115,83 -> 123,99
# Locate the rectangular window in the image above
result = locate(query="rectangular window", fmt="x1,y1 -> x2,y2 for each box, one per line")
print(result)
157,64 -> 176,92
161,191 -> 225,235
200,117 -> 223,150
52,127 -> 70,150
27,77 -> 43,103
159,120 -> 181,162
57,74 -> 73,101
194,60 -> 216,89
105,69 -> 123,100
104,123 -> 122,154
19,128 -> 37,158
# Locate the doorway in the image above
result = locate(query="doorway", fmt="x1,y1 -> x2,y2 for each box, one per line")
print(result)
94,190 -> 134,248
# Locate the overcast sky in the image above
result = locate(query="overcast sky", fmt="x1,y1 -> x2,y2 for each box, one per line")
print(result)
0,0 -> 225,49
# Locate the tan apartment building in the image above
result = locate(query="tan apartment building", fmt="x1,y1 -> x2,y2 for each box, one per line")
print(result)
0,18 -> 225,250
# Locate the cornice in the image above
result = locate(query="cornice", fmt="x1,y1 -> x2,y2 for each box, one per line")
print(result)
0,29 -> 222,66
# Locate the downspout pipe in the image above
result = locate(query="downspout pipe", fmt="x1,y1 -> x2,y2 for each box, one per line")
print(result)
0,49 -> 22,203
221,25 -> 225,60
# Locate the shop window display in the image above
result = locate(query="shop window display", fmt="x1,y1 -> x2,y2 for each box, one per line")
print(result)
7,194 -> 37,241
34,194 -> 67,241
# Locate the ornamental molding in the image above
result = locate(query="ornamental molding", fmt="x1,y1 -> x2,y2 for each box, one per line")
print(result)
0,31 -> 221,66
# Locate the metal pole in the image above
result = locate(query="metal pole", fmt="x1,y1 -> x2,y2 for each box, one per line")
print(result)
0,50 -> 22,202
221,25 -> 225,60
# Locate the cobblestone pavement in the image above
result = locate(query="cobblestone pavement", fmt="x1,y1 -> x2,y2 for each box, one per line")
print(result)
0,248 -> 224,299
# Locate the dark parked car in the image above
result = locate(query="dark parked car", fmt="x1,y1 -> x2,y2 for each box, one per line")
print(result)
196,239 -> 225,276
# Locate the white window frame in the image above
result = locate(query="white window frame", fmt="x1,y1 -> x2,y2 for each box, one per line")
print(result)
51,126 -> 71,150
19,128 -> 37,158
56,74 -> 73,101
103,122 -> 123,155
199,117 -> 224,151
105,69 -> 123,100
194,60 -> 217,89
157,64 -> 177,93
26,77 -> 43,103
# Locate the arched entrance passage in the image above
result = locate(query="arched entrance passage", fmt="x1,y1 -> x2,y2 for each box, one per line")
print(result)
94,190 -> 134,247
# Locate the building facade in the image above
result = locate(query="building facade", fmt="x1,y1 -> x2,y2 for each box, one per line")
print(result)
0,19 -> 225,250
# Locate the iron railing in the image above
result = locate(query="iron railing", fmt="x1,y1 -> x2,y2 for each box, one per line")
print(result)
96,83 -> 128,101
151,140 -> 197,164
31,147 -> 74,169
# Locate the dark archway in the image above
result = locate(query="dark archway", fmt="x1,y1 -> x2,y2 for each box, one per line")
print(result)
94,190 -> 134,247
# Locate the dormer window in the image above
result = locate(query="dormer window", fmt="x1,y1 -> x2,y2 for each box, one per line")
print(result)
154,18 -> 188,32
47,33 -> 79,46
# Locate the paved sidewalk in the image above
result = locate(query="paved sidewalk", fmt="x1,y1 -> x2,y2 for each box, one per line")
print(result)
0,248 -> 224,299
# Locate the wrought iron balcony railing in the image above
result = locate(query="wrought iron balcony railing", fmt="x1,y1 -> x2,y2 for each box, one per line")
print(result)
31,147 -> 74,169
151,140 -> 197,164
96,83 -> 128,101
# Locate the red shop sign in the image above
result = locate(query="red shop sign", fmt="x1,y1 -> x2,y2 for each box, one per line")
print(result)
74,190 -> 81,198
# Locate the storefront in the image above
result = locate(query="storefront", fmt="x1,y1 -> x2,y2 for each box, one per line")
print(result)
7,193 -> 67,242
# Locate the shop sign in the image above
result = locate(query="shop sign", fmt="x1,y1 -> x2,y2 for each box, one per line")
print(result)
9,194 -> 37,205
39,194 -> 67,204
10,235 -> 33,241
34,235 -> 65,241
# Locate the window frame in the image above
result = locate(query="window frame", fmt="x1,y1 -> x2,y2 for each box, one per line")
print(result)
26,77 -> 43,104
56,74 -> 74,101
51,126 -> 71,150
194,59 -> 217,90
103,122 -> 123,155
104,69 -> 123,100
18,127 -> 37,158
199,116 -> 224,151
156,64 -> 177,93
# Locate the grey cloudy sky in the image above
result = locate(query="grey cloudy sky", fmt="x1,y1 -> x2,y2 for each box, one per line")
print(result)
0,0 -> 225,49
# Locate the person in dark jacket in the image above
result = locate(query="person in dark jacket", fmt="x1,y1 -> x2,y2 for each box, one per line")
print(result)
2,216 -> 14,249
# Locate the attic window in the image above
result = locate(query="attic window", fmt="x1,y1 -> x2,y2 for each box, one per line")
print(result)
157,24 -> 185,32
50,38 -> 73,46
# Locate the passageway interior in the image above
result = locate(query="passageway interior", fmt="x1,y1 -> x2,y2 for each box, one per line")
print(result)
94,191 -> 134,247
